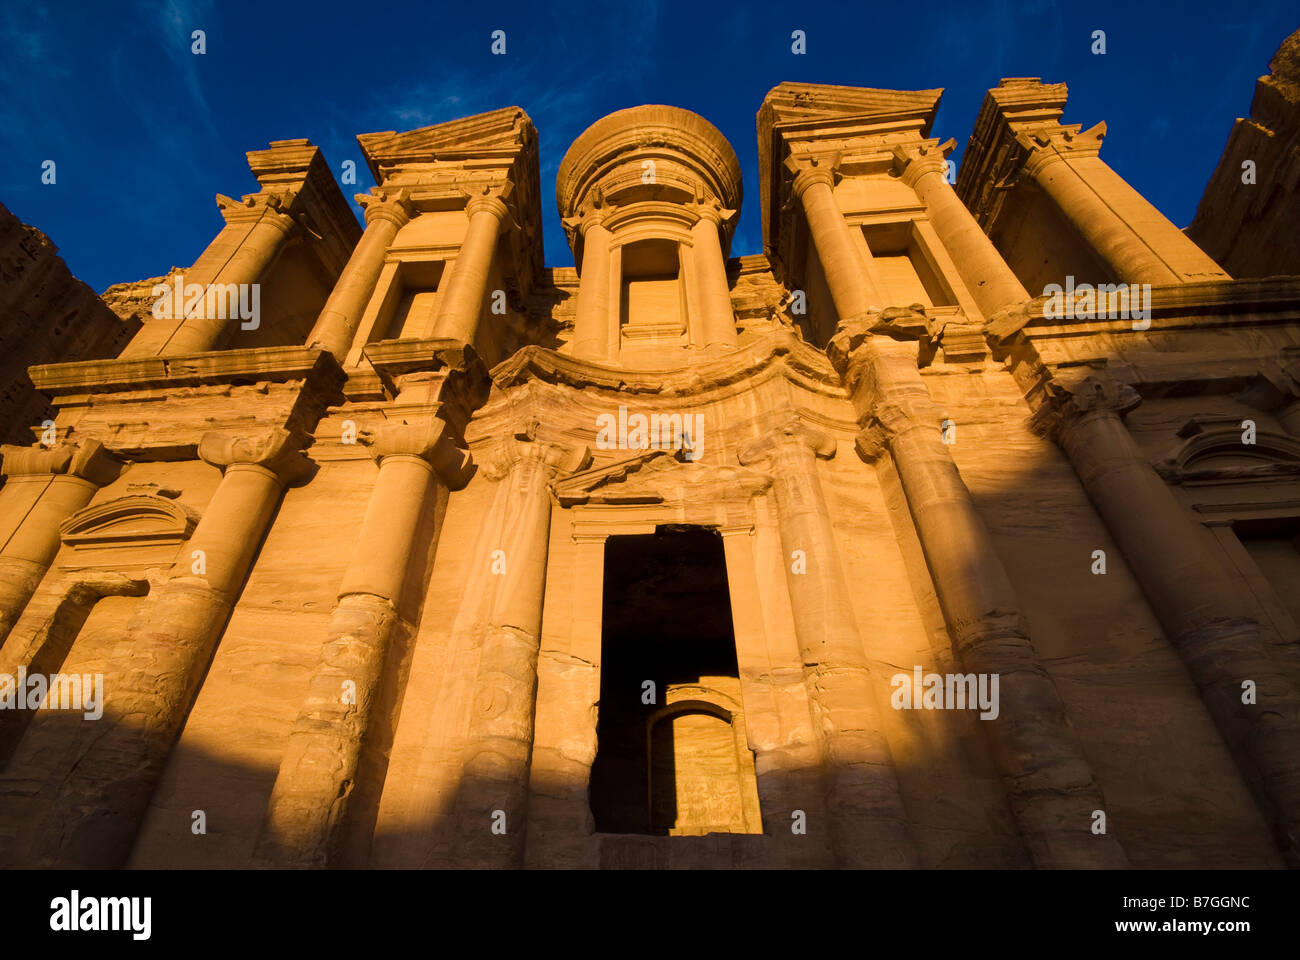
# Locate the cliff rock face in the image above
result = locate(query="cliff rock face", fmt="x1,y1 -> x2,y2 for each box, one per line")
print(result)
0,203 -> 138,446
1189,28 -> 1300,277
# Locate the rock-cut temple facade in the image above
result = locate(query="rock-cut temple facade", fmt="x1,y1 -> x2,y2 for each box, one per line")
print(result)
1,68 -> 1299,870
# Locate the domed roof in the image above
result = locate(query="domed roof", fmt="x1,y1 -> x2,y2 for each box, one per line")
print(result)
556,105 -> 742,218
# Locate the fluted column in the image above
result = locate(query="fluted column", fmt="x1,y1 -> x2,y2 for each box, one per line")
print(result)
826,324 -> 1127,867
431,194 -> 509,345
739,417 -> 918,868
571,218 -> 614,361
307,190 -> 414,361
790,162 -> 887,320
1033,376 -> 1300,865
448,429 -> 590,868
898,147 -> 1030,322
0,439 -> 123,646
0,427 -> 311,867
159,196 -> 298,357
257,418 -> 470,866
690,207 -> 739,350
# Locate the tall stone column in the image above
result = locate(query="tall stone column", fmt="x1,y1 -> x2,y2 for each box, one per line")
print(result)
431,194 -> 509,345
0,439 -> 123,646
257,418 -> 470,866
739,417 -> 918,868
826,325 -> 1127,867
789,161 -> 887,320
1033,376 -> 1300,865
307,190 -> 414,362
898,147 -> 1030,324
571,218 -> 614,361
1023,144 -> 1179,285
791,163 -> 1123,864
1014,127 -> 1230,286
449,428 -> 589,868
158,195 -> 299,357
689,207 -> 739,350
0,427 -> 311,867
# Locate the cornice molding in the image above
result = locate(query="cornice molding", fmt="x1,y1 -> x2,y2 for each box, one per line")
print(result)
28,346 -> 341,397
757,82 -> 943,260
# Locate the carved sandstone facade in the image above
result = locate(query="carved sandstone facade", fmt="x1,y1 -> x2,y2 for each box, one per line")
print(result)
0,80 -> 1297,869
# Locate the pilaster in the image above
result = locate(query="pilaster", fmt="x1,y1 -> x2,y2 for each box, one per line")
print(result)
447,422 -> 591,868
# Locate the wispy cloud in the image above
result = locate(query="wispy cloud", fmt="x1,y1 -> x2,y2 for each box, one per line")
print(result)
155,0 -> 220,140
335,2 -> 665,264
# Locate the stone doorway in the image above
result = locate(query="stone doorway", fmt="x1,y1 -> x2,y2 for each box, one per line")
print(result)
588,525 -> 762,836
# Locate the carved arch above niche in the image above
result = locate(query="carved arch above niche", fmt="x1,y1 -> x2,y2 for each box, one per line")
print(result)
1153,417 -> 1300,485
58,495 -> 200,549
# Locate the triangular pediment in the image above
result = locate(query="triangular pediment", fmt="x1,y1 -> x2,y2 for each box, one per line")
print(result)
358,107 -> 534,171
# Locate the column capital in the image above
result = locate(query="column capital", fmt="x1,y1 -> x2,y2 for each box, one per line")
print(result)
0,438 -> 124,486
198,426 -> 314,485
357,187 -> 415,228
737,414 -> 836,467
1029,374 -> 1142,440
575,211 -> 610,234
691,203 -> 738,228
851,398 -> 942,464
784,151 -> 842,198
1016,122 -> 1107,178
464,183 -> 513,225
358,416 -> 474,489
826,306 -> 932,372
893,140 -> 956,189
790,166 -> 835,198
215,191 -> 299,233
481,421 -> 591,481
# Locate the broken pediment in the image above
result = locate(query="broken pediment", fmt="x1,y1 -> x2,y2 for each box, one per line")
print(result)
59,495 -> 199,549
553,450 -> 771,507
757,82 -> 944,265
357,107 -> 535,176
758,82 -> 944,134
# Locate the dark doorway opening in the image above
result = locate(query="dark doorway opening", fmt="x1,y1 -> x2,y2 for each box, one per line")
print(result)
589,525 -> 760,835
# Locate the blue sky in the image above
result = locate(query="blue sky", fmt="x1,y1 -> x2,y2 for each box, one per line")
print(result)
1,1 -> 1295,293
